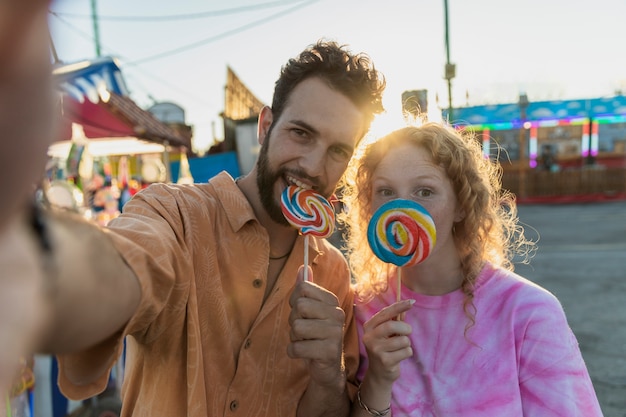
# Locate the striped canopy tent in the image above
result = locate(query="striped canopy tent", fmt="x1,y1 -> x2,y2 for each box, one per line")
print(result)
52,56 -> 191,155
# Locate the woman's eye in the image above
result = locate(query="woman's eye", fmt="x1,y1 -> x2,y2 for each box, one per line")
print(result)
417,189 -> 433,197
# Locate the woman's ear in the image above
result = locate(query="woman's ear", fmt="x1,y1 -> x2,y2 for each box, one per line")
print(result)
454,207 -> 466,223
257,106 -> 273,145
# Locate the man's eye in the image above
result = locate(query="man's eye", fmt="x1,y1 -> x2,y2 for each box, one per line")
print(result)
291,128 -> 309,139
330,146 -> 351,162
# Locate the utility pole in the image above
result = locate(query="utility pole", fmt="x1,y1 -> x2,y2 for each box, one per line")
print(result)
443,0 -> 455,122
91,0 -> 101,56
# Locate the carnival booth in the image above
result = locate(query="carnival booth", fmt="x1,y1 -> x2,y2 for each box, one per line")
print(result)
446,95 -> 626,170
444,95 -> 626,201
47,56 -> 192,225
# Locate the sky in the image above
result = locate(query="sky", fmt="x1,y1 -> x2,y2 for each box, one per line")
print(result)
48,0 -> 626,153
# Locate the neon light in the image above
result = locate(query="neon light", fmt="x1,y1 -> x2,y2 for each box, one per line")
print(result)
591,121 -> 599,157
462,122 -> 518,131
581,123 -> 590,157
461,116 -> 589,131
482,129 -> 490,159
529,127 -> 538,168
594,114 -> 626,124
536,117 -> 588,127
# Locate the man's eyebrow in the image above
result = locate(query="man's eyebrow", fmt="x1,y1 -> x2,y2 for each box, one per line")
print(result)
287,119 -> 354,154
288,119 -> 319,135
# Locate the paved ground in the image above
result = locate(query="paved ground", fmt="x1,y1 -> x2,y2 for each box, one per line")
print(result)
514,200 -> 626,417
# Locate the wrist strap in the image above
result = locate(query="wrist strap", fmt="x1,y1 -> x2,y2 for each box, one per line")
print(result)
357,387 -> 391,416
31,201 -> 52,252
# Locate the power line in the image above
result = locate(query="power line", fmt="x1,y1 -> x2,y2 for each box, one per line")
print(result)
49,0 -> 320,123
49,12 -> 213,107
121,64 -> 215,108
50,0 -> 309,22
127,0 -> 319,65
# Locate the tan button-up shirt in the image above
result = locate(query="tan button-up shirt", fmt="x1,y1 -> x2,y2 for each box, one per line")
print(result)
57,171 -> 358,417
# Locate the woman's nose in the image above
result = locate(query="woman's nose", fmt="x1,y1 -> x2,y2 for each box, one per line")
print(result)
395,191 -> 411,201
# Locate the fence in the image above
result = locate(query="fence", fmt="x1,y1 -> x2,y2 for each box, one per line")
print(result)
502,167 -> 626,202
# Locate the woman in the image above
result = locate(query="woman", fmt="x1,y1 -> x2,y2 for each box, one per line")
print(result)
339,123 -> 602,416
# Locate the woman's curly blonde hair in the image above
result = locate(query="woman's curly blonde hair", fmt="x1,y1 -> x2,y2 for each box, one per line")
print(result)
337,122 -> 534,309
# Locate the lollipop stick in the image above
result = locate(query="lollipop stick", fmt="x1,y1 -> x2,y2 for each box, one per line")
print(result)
396,267 -> 402,320
303,234 -> 309,282
397,267 -> 402,303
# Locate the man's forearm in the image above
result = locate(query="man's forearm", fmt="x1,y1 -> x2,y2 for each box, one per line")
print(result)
38,209 -> 141,354
298,371 -> 351,417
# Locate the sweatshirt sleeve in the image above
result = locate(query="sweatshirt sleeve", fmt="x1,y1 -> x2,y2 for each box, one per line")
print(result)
517,291 -> 603,416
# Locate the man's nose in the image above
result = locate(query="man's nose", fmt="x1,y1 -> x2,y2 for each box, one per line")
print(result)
299,147 -> 326,178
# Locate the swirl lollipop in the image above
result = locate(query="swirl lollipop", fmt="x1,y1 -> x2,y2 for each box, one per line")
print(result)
281,185 -> 335,281
367,199 -> 436,307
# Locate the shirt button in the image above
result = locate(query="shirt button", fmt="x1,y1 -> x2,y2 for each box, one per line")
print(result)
252,278 -> 263,288
230,400 -> 239,411
244,339 -> 251,349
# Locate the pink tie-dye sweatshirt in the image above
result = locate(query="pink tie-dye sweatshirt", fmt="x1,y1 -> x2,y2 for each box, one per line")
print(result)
355,262 -> 603,416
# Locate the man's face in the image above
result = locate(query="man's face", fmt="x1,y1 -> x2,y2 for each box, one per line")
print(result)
256,77 -> 365,224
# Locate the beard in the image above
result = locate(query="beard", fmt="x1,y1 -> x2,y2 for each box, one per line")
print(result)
256,131 -> 290,226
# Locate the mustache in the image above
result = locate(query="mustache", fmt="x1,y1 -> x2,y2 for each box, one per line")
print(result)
283,169 -> 324,193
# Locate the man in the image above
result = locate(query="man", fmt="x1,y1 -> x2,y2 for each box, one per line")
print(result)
1,30 -> 386,417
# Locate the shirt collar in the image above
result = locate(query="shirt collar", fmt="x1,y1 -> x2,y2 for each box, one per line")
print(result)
210,171 -> 256,232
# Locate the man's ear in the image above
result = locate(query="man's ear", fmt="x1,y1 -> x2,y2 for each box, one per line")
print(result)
257,106 -> 273,145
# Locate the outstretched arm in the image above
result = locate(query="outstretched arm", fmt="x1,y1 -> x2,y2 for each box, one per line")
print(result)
0,0 -> 140,397
0,207 -> 141,391
39,209 -> 141,356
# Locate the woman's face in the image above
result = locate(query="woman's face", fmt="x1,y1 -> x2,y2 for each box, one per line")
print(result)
369,142 -> 464,255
